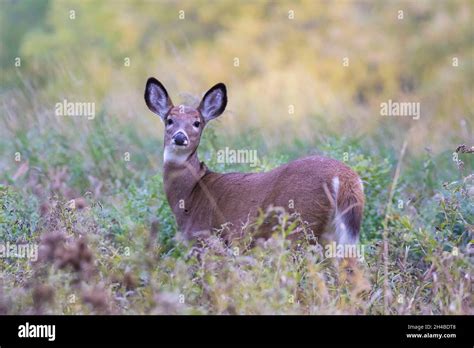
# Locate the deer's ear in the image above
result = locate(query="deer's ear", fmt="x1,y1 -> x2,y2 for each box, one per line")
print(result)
145,77 -> 173,120
198,83 -> 227,122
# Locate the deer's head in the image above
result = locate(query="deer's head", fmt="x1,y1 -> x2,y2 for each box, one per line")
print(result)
145,78 -> 227,164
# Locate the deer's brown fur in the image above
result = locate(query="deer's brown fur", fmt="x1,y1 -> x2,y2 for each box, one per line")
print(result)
164,152 -> 364,245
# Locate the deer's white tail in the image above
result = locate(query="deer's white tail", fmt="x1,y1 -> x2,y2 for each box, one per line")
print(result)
328,176 -> 364,247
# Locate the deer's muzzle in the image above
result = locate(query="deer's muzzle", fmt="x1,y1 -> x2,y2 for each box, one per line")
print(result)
172,131 -> 188,146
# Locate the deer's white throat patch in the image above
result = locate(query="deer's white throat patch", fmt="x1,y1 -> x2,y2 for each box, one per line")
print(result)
164,146 -> 191,164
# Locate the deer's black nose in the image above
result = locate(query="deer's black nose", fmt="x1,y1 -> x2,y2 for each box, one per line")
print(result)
173,132 -> 188,146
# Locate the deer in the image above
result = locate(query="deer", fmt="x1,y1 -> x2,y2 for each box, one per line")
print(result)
144,78 -> 369,293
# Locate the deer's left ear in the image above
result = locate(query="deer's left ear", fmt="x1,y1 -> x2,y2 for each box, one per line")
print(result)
198,83 -> 227,122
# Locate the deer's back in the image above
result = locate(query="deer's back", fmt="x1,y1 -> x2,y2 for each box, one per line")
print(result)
191,155 -> 363,240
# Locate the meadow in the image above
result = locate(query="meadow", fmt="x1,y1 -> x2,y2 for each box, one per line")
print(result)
0,0 -> 472,315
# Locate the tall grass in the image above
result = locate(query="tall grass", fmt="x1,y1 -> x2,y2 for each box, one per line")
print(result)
0,88 -> 472,313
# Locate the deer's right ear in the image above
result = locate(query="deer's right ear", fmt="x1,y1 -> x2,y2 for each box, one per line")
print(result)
144,77 -> 173,120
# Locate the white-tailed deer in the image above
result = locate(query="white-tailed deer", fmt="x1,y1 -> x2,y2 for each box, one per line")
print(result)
145,78 -> 368,290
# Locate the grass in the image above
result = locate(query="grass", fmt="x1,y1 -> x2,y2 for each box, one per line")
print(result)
0,105 -> 472,315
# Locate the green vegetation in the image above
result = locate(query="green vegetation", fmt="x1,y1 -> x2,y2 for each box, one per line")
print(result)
0,0 -> 472,314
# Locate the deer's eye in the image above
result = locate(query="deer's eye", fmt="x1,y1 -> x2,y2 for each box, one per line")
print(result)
193,121 -> 201,128
166,118 -> 173,126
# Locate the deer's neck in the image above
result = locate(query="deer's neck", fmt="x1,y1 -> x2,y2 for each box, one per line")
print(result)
163,149 -> 208,218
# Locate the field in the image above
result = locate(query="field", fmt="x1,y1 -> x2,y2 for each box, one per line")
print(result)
0,0 -> 473,315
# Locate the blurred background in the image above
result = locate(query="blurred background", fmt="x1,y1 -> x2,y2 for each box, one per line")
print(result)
1,0 -> 472,157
